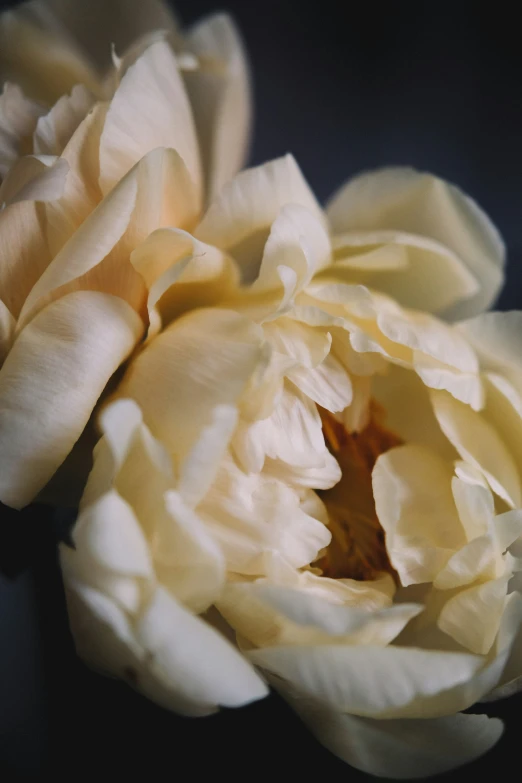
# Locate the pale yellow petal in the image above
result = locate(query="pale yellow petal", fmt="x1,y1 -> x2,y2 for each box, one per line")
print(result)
0,291 -> 143,508
287,702 -> 503,779
0,82 -> 45,176
196,155 -> 326,269
248,643 -> 482,718
0,298 -> 15,362
327,167 -> 505,319
18,160 -> 139,326
438,577 -> 509,654
44,101 -> 107,256
33,83 -> 94,156
184,13 -> 251,201
99,40 -> 201,198
330,229 -> 479,314
44,0 -> 179,73
0,4 -> 101,103
64,581 -> 267,716
431,389 -> 522,508
177,404 -> 238,508
0,199 -> 51,319
116,307 -> 264,459
373,444 -> 465,585
0,154 -> 69,206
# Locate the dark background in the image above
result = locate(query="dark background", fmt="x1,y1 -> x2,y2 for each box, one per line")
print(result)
1,0 -> 522,779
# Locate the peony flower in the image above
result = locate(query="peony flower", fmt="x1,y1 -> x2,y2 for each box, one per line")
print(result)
2,2 -> 521,777
59,149 -> 522,775
0,0 -> 250,508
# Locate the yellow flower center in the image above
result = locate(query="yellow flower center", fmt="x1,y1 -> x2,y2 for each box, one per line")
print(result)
317,405 -> 402,581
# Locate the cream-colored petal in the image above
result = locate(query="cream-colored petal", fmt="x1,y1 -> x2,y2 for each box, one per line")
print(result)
0,299 -> 15,362
128,147 -> 200,242
33,83 -> 94,155
0,154 -> 69,206
330,229 -> 479,315
200,456 -> 331,575
263,318 -> 332,369
431,389 -> 522,508
135,227 -> 239,328
177,404 -> 238,509
373,444 -> 465,585
99,40 -> 201,198
376,302 -> 478,374
0,4 -> 101,103
494,509 -> 522,552
261,553 -> 396,609
451,477 -> 494,540
249,643 -> 482,718
434,535 -> 497,590
154,490 -> 225,614
458,311 -> 522,393
18,159 -> 139,326
64,581 -> 268,716
438,577 -> 509,655
240,383 -> 328,470
0,291 -> 143,508
237,583 -> 420,642
196,155 -> 325,265
44,0 -> 179,73
373,364 -> 457,461
287,353 -> 353,413
413,354 -> 483,410
327,167 -> 505,319
116,307 -> 264,459
184,13 -> 251,201
0,198 -> 51,319
0,82 -> 45,176
252,203 -> 331,291
71,490 -> 153,577
288,701 -> 503,780
44,101 -> 107,256
135,586 -> 268,715
62,578 -> 143,672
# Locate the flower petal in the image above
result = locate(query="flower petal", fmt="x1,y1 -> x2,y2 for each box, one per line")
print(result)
33,83 -> 94,155
184,13 -> 251,201
288,702 -> 503,779
438,577 -> 509,654
373,443 -> 465,585
196,155 -> 326,266
0,82 -> 45,176
135,586 -> 268,715
248,642 -> 482,718
99,40 -> 201,198
327,167 -> 505,319
44,0 -> 179,72
330,229 -> 479,315
177,404 -> 238,508
0,154 -> 69,206
64,581 -> 268,716
18,161 -> 139,326
0,290 -> 143,508
431,389 -> 522,508
200,455 -> 331,575
116,307 -> 265,459
0,4 -> 100,103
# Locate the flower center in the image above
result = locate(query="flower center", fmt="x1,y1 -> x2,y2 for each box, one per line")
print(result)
317,404 -> 402,581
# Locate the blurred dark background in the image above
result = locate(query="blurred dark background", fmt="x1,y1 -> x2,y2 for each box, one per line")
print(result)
1,0 -> 522,779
